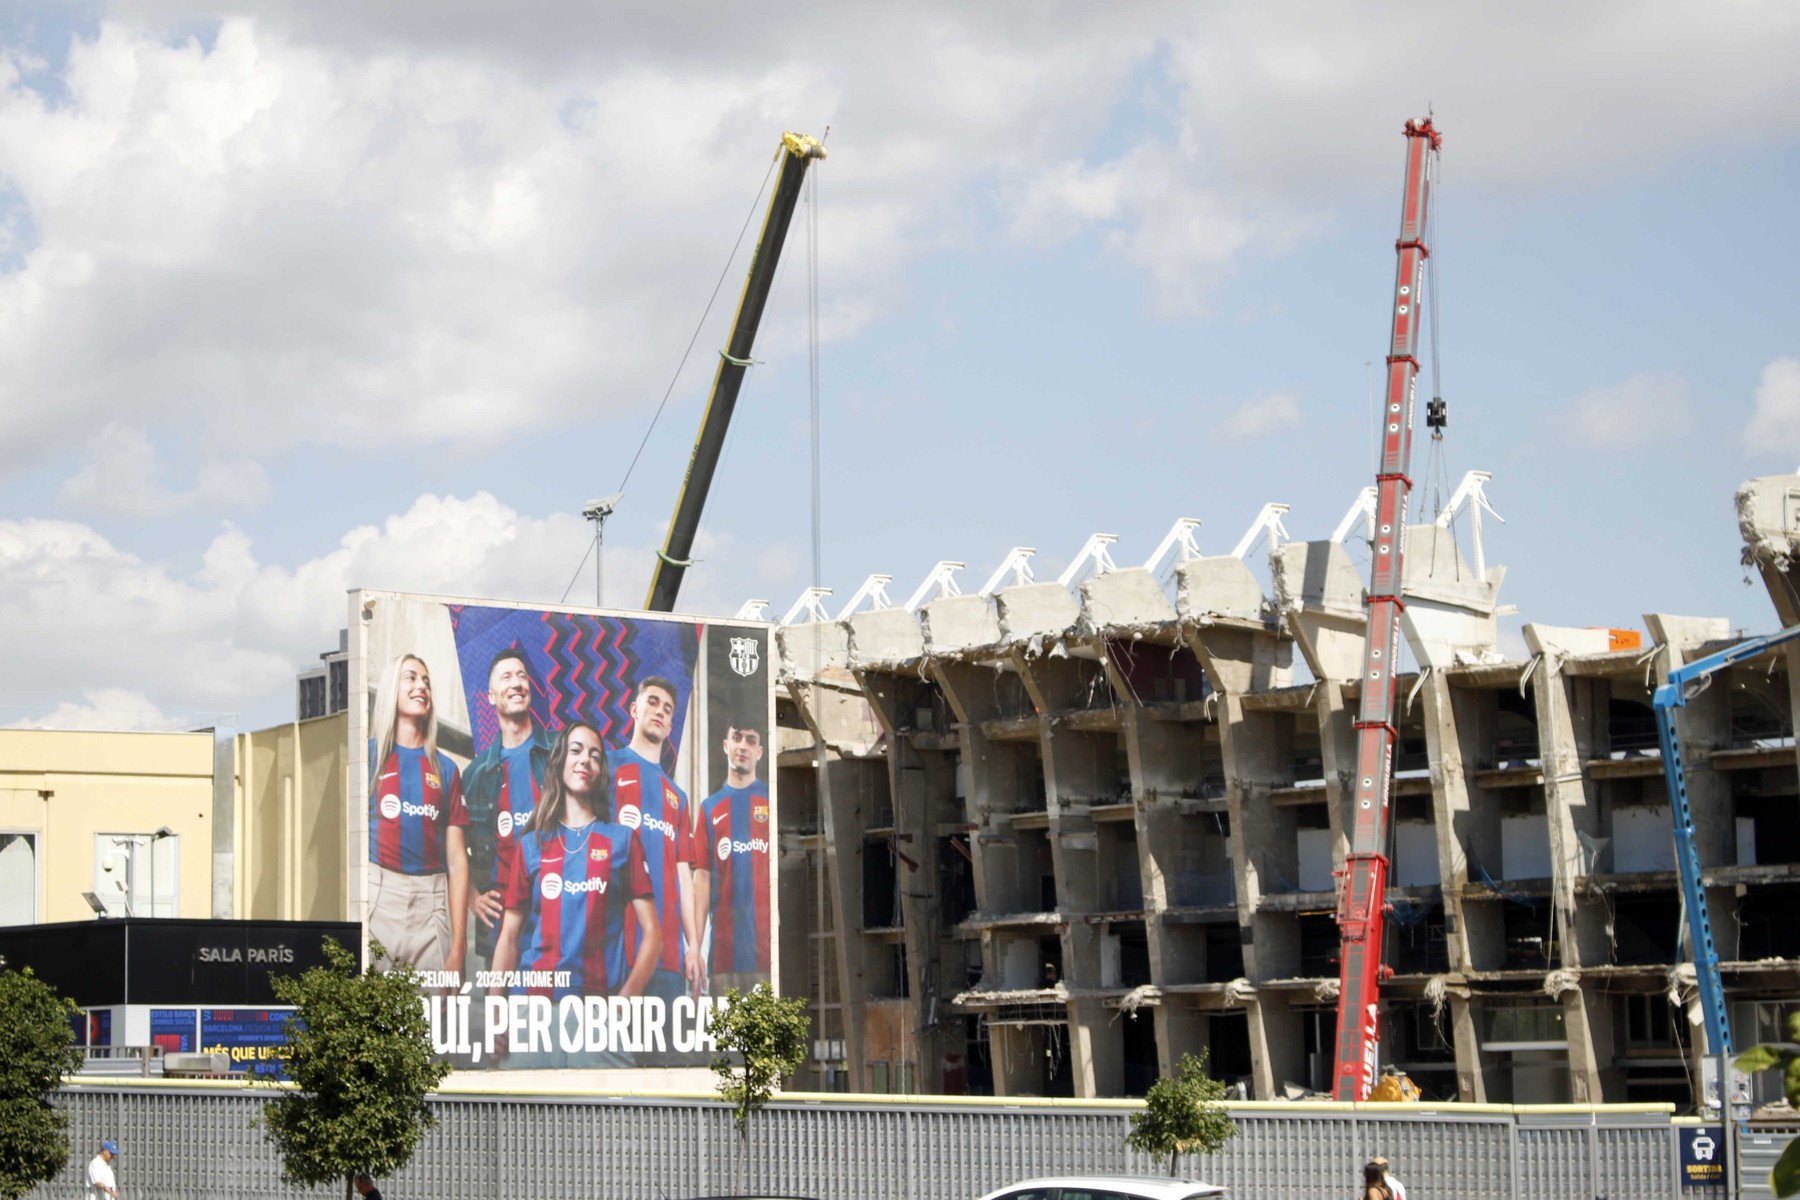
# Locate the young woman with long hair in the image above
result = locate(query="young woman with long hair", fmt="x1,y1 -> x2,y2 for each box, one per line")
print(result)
366,653 -> 470,976
490,722 -> 659,1066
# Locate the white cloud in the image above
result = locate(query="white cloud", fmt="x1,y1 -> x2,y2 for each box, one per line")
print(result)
1561,371 -> 1691,448
0,11 -> 1166,477
0,492 -> 773,728
5,688 -> 188,731
0,4 -> 1791,482
1218,391 -> 1302,440
1744,356 -> 1800,456
59,423 -> 269,516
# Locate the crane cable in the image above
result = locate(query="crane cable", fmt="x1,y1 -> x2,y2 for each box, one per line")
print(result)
557,152 -> 782,605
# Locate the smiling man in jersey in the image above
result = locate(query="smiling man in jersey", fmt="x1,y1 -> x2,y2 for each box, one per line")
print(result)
367,652 -> 471,975
608,675 -> 703,1003
693,721 -> 772,995
460,647 -> 553,973
491,721 -> 657,1067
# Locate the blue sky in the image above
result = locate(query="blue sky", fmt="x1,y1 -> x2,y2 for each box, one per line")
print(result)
0,3 -> 1797,730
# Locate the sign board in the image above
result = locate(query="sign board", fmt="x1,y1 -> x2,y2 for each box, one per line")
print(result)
350,591 -> 777,1070
150,1008 -> 196,1055
1679,1124 -> 1726,1189
200,1008 -> 292,1078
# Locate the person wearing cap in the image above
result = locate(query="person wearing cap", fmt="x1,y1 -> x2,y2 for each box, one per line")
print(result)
85,1141 -> 118,1200
1371,1155 -> 1407,1200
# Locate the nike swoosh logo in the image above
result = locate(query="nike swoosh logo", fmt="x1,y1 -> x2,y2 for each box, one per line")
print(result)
380,772 -> 398,780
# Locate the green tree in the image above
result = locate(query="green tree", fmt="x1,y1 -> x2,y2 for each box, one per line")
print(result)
1126,1051 -> 1237,1178
710,984 -> 810,1194
1737,1010 -> 1800,1196
258,939 -> 450,1200
0,966 -> 86,1200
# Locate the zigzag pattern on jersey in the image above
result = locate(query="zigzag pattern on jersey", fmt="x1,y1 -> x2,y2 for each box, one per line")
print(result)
449,605 -> 701,760
449,604 -> 560,752
541,612 -> 636,740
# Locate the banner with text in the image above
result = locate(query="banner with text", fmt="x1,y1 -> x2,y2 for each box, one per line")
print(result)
353,592 -> 776,1069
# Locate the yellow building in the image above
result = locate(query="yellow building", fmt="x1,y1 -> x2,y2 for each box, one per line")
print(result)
0,717 -> 351,929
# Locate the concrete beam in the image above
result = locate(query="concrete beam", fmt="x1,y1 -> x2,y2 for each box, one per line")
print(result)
995,581 -> 1081,645
1271,540 -> 1367,682
1399,523 -> 1505,669
846,607 -> 925,668
1081,566 -> 1178,633
1175,555 -> 1267,624
922,594 -> 1003,656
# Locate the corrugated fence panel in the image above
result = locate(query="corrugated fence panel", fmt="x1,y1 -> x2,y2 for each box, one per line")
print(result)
1742,1125 -> 1800,1200
31,1085 -> 1701,1200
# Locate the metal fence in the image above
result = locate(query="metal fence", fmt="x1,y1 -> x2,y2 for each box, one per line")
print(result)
30,1082 -> 1761,1200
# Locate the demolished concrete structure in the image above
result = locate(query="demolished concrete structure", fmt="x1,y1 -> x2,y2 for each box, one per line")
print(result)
765,475 -> 1800,1104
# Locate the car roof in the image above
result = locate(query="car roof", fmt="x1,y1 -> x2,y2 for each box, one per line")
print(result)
978,1176 -> 1227,1199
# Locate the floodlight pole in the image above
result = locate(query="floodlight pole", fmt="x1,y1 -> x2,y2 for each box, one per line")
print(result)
582,495 -> 623,609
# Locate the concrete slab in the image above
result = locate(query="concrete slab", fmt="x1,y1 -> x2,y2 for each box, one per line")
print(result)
922,593 -> 1002,655
1399,523 -> 1505,668
1271,540 -> 1366,680
1737,473 -> 1800,625
1079,566 -> 1177,633
776,620 -> 850,677
1522,625 -> 1613,659
995,581 -> 1080,643
846,606 -> 925,667
1175,555 -> 1266,623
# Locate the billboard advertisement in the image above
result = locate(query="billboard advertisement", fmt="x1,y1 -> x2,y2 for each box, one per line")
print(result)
350,591 -> 775,1070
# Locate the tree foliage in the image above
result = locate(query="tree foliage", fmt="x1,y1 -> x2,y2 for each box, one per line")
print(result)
1126,1051 -> 1237,1178
711,984 -> 810,1131
0,966 -> 86,1200
258,939 -> 450,1200
711,984 -> 810,1192
1737,1010 -> 1800,1196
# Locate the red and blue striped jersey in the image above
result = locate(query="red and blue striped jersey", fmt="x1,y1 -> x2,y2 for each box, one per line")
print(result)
701,783 -> 772,975
502,822 -> 652,997
608,745 -> 696,974
489,741 -> 542,894
369,743 -> 469,875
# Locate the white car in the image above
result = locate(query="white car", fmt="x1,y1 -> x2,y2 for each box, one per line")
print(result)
975,1176 -> 1228,1200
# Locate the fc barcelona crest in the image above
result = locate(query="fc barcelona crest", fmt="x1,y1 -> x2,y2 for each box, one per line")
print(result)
729,636 -> 760,677
752,801 -> 770,824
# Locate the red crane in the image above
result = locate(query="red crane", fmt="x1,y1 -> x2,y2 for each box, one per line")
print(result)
1331,116 -> 1441,1102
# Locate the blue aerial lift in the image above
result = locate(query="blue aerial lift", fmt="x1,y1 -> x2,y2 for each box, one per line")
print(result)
1653,621 -> 1800,1118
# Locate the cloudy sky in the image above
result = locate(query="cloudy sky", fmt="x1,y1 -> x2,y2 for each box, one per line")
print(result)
1,2 -> 1797,730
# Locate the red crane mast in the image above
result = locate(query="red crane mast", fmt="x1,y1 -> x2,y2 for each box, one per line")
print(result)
1331,116 -> 1441,1102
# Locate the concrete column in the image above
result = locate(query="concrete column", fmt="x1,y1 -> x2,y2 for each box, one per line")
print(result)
1559,982 -> 1616,1104
1523,627 -> 1610,970
1191,625 -> 1298,1100
786,676 -> 880,1092
1646,614 -> 1742,960
1154,1004 -> 1210,1081
1246,990 -> 1305,1099
1420,672 -> 1479,974
1068,996 -> 1125,1098
1448,990 -> 1498,1102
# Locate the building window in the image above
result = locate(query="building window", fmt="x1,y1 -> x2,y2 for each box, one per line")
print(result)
92,832 -> 179,918
0,832 -> 37,925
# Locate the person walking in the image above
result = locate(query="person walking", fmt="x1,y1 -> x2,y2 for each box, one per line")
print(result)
354,1173 -> 382,1200
85,1141 -> 119,1200
1360,1160 -> 1394,1200
1370,1155 -> 1407,1199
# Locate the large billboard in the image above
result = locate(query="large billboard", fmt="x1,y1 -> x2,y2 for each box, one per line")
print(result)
350,591 -> 775,1070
